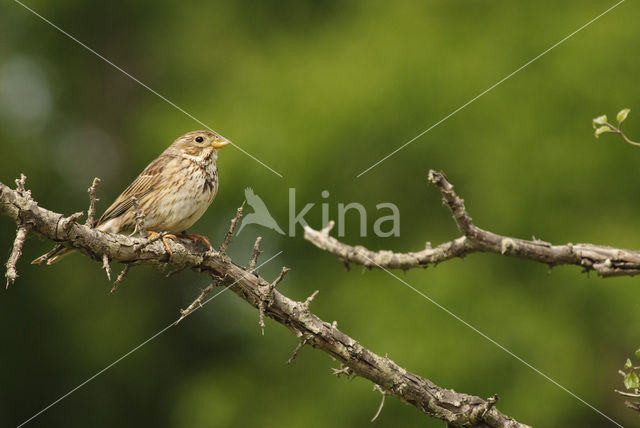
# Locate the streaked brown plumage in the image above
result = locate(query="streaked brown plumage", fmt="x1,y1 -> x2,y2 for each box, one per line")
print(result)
36,130 -> 230,264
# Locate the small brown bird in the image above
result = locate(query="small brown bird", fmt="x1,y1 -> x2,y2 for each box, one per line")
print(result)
35,130 -> 230,264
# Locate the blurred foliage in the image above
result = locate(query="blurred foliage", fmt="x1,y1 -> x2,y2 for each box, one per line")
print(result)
1,1 -> 639,426
619,349 -> 640,415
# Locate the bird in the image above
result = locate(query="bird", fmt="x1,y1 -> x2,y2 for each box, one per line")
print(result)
236,187 -> 284,235
33,130 -> 230,265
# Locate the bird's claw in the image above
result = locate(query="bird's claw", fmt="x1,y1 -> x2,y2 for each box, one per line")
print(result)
147,231 -> 177,255
177,233 -> 212,250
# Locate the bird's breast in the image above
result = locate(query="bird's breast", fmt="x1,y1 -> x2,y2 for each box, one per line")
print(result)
143,160 -> 218,233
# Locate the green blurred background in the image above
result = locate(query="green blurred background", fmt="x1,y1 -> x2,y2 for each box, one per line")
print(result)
1,1 -> 639,426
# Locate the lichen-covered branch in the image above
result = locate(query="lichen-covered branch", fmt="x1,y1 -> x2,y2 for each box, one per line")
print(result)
0,178 -> 527,427
85,177 -> 101,227
5,224 -> 29,288
304,169 -> 640,278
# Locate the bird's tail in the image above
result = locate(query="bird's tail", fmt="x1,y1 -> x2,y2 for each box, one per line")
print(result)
32,245 -> 77,265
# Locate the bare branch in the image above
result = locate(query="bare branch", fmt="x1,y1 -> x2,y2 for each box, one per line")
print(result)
624,400 -> 640,413
428,170 -> 474,235
271,266 -> 290,288
15,173 -> 30,197
85,177 -> 101,227
220,201 -> 245,253
110,264 -> 131,293
258,266 -> 290,335
615,389 -> 640,398
332,364 -> 353,378
469,395 -> 500,425
177,278 -> 223,323
64,212 -> 84,231
0,178 -> 528,427
305,169 -> 640,278
249,236 -> 262,271
371,384 -> 387,422
102,253 -> 112,281
5,225 -> 29,288
287,337 -> 308,364
302,290 -> 319,309
305,226 -> 472,269
31,243 -> 65,266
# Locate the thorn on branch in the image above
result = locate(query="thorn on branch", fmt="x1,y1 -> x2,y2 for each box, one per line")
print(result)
131,196 -> 147,236
110,264 -> 131,293
469,394 -> 499,423
31,243 -> 64,265
302,290 -> 319,310
102,253 -> 112,281
331,364 -> 353,378
85,177 -> 101,227
15,174 -> 31,199
249,236 -> 262,271
371,384 -> 387,422
320,220 -> 335,236
177,278 -> 222,323
624,400 -> 640,412
615,389 -> 640,398
15,174 -> 26,192
287,336 -> 308,364
165,266 -> 187,278
427,170 -> 474,236
258,266 -> 290,335
258,301 -> 267,336
220,201 -> 246,254
63,211 -> 84,232
5,225 -> 29,289
271,266 -> 290,289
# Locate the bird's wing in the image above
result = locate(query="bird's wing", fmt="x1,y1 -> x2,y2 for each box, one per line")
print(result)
96,155 -> 167,227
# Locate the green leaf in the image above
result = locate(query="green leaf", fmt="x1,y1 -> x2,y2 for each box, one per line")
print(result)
593,115 -> 608,128
617,108 -> 630,123
624,371 -> 640,389
626,358 -> 633,369
594,125 -> 612,139
636,348 -> 640,360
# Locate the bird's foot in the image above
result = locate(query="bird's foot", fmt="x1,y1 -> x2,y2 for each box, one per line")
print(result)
147,231 -> 177,255
177,233 -> 212,250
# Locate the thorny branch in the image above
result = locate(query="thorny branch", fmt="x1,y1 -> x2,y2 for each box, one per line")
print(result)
304,169 -> 640,278
258,266 -> 290,335
0,177 -> 528,427
110,264 -> 130,293
220,200 -> 245,253
5,174 -> 31,288
86,177 -> 101,227
102,253 -> 112,281
177,281 -> 218,323
371,384 -> 387,422
5,225 -> 29,289
249,236 -> 262,271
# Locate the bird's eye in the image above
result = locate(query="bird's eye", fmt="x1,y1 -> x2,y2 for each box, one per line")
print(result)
195,136 -> 204,143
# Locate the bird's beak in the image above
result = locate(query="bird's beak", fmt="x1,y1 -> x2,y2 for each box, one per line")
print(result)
211,137 -> 231,149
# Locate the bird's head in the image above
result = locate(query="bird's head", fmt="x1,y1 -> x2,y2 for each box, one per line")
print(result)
174,130 -> 231,157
